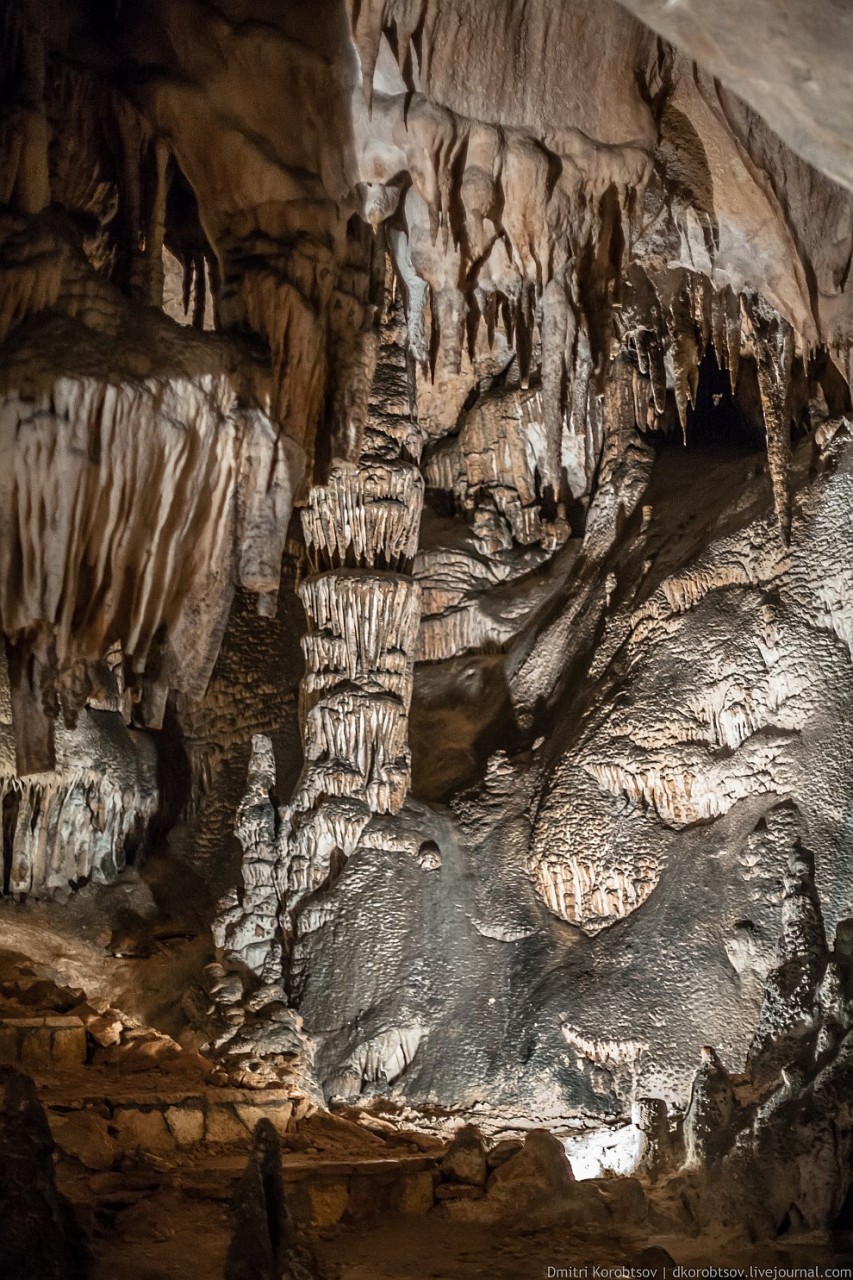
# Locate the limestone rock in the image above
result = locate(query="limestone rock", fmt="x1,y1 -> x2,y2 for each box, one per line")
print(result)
486,1138 -> 524,1169
440,1124 -> 488,1187
1,0 -> 853,1259
485,1129 -> 576,1223
51,1110 -> 118,1172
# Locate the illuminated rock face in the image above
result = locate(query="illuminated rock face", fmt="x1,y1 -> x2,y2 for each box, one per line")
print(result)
0,650 -> 157,899
0,0 -> 852,1193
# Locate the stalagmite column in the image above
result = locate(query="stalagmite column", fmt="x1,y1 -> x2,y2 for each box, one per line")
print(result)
283,454 -> 424,923
210,340 -> 424,1081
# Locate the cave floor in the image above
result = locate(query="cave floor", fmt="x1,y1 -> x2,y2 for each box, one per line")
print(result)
0,1025 -> 847,1279
44,1096 -> 848,1280
27,1060 -> 845,1278
71,1171 -> 849,1280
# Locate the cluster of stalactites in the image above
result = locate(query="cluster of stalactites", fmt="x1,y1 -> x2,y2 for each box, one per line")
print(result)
0,5 -> 332,776
622,266 -> 800,536
421,260 -> 806,553
342,2 -> 831,547
0,644 -> 159,899
379,130 -> 644,411
345,11 -> 650,451
269,449 -> 423,949
300,571 -> 421,714
213,211 -> 384,474
390,194 -> 808,554
0,4 -> 170,315
0,0 -> 386,534
301,458 -> 423,574
288,452 -> 424,835
0,771 -> 155,900
0,372 -> 303,775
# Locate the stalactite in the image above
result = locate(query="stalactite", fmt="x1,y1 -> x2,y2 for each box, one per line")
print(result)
748,298 -> 794,540
0,7 -> 50,216
146,139 -> 169,309
0,337 -> 304,774
668,278 -> 700,442
0,216 -> 66,347
724,288 -> 742,394
46,69 -> 118,273
237,266 -> 328,451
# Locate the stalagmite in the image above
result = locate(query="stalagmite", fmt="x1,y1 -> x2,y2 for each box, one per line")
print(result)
210,312 -> 425,1076
683,1046 -> 734,1166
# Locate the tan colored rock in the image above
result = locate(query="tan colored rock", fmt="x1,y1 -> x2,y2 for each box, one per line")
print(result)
204,1105 -> 249,1146
485,1130 -> 576,1223
164,1107 -> 205,1148
396,1170 -> 436,1215
487,1138 -> 525,1168
291,1097 -> 317,1124
234,1102 -> 293,1137
112,1108 -> 175,1155
440,1124 -> 488,1186
436,1182 -> 484,1200
70,1003 -> 124,1048
306,1180 -> 350,1226
50,1024 -> 86,1069
18,1027 -> 55,1075
597,1176 -> 648,1224
97,1028 -> 182,1074
0,1025 -> 19,1064
51,1111 -> 118,1171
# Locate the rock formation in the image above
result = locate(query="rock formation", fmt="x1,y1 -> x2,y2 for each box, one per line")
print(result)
225,1118 -> 323,1280
0,1069 -> 89,1279
0,0 -> 852,1267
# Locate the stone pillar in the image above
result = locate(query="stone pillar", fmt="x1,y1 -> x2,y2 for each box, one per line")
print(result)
210,417 -> 424,1086
281,458 -> 423,929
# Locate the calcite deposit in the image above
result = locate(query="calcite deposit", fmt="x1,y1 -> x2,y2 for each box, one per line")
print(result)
1,0 -> 852,1271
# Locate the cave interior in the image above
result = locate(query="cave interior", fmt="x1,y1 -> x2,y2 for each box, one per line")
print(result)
0,0 -> 853,1276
